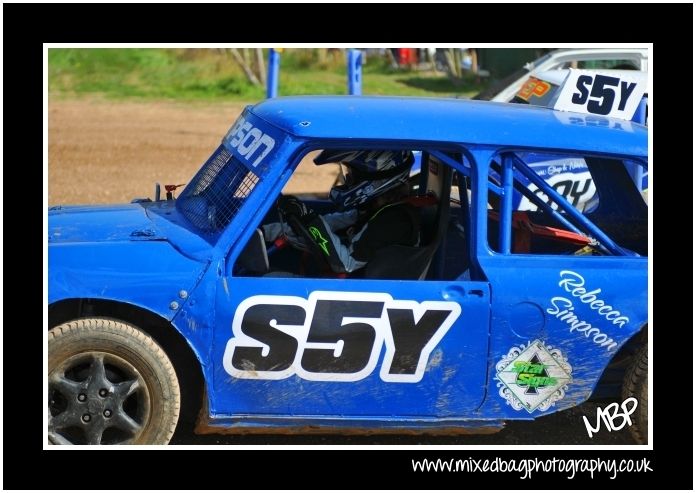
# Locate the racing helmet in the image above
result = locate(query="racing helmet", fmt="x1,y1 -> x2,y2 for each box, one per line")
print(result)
314,149 -> 414,210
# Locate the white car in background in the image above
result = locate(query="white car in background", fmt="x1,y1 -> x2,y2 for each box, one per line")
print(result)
474,47 -> 648,103
509,68 -> 648,112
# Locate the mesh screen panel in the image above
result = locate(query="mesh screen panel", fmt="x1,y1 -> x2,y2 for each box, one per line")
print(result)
177,145 -> 259,233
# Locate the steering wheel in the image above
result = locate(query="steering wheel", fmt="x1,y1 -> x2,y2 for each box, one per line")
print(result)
275,196 -> 332,272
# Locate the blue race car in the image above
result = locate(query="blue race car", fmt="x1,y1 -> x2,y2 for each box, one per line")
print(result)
48,95 -> 648,445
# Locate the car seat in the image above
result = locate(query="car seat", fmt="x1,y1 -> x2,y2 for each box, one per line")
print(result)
365,156 -> 452,280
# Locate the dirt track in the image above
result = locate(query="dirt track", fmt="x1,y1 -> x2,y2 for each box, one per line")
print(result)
48,99 -> 338,205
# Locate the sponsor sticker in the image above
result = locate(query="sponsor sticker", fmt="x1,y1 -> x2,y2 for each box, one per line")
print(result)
224,115 -> 276,169
496,340 -> 572,413
516,76 -> 552,101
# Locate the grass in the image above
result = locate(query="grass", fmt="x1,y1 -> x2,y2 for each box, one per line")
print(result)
48,48 -> 486,102
49,48 -> 265,100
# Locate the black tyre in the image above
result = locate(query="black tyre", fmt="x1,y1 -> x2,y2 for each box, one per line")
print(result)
48,318 -> 180,445
621,344 -> 648,444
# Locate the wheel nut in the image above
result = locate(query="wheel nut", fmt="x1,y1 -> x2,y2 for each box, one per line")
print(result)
103,409 -> 112,418
77,393 -> 87,402
99,388 -> 108,397
82,414 -> 91,423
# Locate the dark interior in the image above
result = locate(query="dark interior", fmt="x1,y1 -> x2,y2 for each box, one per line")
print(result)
234,150 -> 647,279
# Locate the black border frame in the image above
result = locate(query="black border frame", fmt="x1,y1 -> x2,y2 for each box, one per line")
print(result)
6,2 -> 690,490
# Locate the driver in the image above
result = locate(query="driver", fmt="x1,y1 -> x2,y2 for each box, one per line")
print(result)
263,149 -> 419,274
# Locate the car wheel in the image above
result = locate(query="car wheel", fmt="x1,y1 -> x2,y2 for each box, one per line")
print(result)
48,318 -> 180,445
621,344 -> 648,444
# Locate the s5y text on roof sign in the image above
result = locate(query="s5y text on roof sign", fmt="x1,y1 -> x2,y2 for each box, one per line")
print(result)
553,69 -> 647,121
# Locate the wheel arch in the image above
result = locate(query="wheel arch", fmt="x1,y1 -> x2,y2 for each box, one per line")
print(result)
590,322 -> 648,400
49,298 -> 205,436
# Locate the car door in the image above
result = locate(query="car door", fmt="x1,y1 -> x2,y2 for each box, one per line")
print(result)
211,277 -> 490,421
208,156 -> 491,422
475,151 -> 648,417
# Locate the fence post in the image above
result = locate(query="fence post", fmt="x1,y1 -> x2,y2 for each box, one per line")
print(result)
347,49 -> 362,95
267,48 -> 281,98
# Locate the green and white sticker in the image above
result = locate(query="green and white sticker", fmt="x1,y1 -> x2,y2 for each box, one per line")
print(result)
495,340 -> 572,413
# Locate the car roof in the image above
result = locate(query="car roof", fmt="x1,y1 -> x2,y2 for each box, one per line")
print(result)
250,96 -> 647,157
548,47 -> 648,56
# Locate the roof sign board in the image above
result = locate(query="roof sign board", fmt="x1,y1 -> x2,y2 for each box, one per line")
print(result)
553,69 -> 647,121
